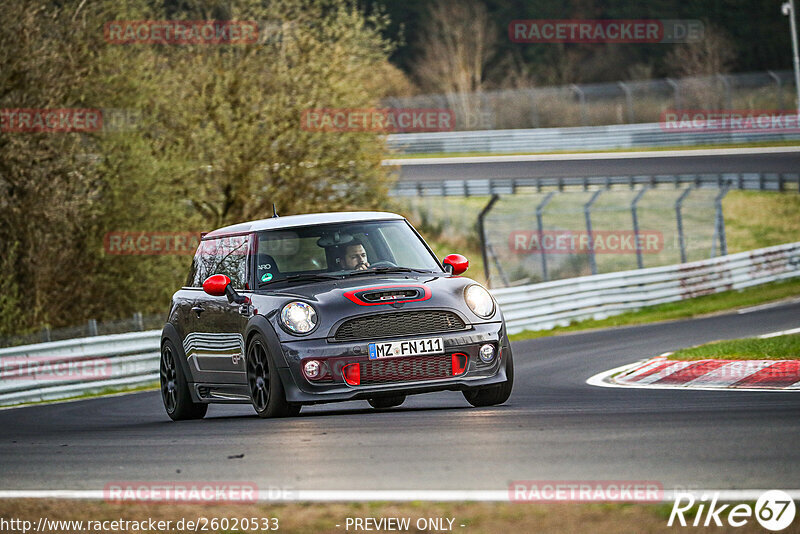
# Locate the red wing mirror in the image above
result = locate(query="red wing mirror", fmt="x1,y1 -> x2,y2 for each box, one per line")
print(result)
203,274 -> 231,296
442,254 -> 469,275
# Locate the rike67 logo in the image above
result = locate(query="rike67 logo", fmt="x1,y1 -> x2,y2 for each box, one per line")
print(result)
669,491 -> 796,531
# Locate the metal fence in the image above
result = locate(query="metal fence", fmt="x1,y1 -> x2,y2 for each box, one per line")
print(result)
0,313 -> 164,349
383,70 -> 798,131
1,242 -> 797,405
492,241 -> 800,334
480,188 -> 727,287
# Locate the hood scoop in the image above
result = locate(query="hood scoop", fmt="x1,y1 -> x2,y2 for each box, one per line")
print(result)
362,289 -> 421,302
344,284 -> 431,306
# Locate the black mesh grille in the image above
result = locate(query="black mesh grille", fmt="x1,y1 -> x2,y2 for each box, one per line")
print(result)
361,354 -> 452,384
333,310 -> 466,341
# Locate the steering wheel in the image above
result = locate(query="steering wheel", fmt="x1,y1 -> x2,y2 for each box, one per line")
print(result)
368,260 -> 397,269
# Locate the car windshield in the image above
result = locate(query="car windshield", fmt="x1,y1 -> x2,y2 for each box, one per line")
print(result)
255,219 -> 442,285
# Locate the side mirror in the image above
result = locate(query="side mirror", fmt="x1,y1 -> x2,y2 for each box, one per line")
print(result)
203,274 -> 250,305
203,274 -> 230,296
442,254 -> 469,275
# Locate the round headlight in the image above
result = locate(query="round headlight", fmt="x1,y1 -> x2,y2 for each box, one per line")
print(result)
464,284 -> 495,319
479,344 -> 496,363
280,301 -> 318,334
304,360 -> 320,378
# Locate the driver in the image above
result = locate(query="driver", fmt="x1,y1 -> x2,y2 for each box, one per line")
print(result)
341,241 -> 370,271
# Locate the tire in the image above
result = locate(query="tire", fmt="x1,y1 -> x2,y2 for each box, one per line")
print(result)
368,395 -> 406,410
246,333 -> 294,418
463,350 -> 514,407
160,340 -> 208,421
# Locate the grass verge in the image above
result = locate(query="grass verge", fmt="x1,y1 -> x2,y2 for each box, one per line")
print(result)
509,277 -> 800,342
668,333 -> 800,361
0,500 -> 782,534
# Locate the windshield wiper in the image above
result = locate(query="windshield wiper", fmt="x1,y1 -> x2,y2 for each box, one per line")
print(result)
345,267 -> 434,277
259,273 -> 341,286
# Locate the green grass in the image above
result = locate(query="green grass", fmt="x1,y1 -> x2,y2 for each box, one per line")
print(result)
668,333 -> 800,361
509,277 -> 800,341
385,140 -> 800,160
723,191 -> 800,253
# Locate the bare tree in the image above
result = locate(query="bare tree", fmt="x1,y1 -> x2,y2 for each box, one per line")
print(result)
412,0 -> 498,129
665,26 -> 737,108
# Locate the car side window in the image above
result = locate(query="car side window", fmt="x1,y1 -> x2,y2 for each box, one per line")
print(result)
187,235 -> 250,289
258,232 -> 326,273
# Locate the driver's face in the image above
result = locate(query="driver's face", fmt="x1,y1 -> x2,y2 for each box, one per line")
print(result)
343,244 -> 369,270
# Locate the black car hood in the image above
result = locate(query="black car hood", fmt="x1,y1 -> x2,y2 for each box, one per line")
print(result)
250,273 -> 492,340
259,273 -> 446,299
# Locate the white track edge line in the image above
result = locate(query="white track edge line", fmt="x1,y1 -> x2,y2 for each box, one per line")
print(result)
1,489 -> 799,502
758,326 -> 800,338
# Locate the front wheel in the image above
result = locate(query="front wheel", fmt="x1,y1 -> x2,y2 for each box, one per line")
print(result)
246,334 -> 294,418
463,350 -> 514,407
160,340 -> 207,421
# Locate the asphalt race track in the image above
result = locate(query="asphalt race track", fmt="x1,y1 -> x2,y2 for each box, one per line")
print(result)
0,301 -> 798,493
392,148 -> 800,182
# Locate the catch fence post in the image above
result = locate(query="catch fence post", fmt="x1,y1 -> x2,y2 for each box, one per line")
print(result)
631,186 -> 650,269
711,186 -> 730,258
478,194 -> 501,287
675,188 -> 692,264
536,192 -> 557,281
584,190 -> 604,275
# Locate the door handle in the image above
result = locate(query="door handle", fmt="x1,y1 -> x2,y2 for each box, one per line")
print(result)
191,306 -> 205,317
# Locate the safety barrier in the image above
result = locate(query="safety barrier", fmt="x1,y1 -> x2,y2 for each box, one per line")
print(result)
0,331 -> 160,406
492,242 -> 800,334
386,122 -> 800,155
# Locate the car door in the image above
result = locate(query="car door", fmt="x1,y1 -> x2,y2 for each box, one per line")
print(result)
185,234 -> 252,386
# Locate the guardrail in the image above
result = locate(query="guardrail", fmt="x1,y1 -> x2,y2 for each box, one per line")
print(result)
492,242 -> 800,334
386,122 -> 800,155
390,173 -> 800,197
0,331 -> 160,406
1,242 -> 798,405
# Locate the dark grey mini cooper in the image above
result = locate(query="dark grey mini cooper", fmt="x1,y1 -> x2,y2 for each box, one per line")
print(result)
160,211 -> 513,420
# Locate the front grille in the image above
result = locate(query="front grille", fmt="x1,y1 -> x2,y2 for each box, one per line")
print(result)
361,354 -> 452,384
333,310 -> 466,341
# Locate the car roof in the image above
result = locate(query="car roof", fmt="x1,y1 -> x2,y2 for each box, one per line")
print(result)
202,211 -> 406,239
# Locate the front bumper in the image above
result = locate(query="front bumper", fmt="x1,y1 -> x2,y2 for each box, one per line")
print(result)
276,321 -> 511,404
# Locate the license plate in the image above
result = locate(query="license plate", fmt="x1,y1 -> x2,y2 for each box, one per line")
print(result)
368,337 -> 444,360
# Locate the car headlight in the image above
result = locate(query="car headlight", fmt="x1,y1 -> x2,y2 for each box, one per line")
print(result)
280,301 -> 318,334
464,284 -> 495,319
